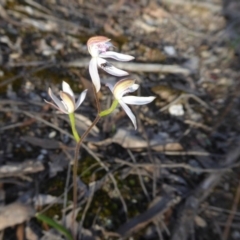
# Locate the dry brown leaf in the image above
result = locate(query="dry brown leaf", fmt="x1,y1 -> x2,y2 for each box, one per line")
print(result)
113,128 -> 183,151
91,128 -> 183,151
0,160 -> 44,178
0,202 -> 35,230
21,136 -> 61,149
33,194 -> 63,208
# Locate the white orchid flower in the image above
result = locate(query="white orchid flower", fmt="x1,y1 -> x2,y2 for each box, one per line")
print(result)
45,81 -> 87,114
107,79 -> 156,130
87,36 -> 134,92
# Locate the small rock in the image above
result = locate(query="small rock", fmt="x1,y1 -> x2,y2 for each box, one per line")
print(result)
195,215 -> 207,228
164,46 -> 176,56
169,104 -> 184,116
201,50 -> 211,58
48,131 -> 56,138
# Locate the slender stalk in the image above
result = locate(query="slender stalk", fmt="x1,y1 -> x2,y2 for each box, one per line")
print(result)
69,113 -> 80,142
72,87 -> 118,237
72,86 -> 101,238
99,99 -> 118,117
72,114 -> 100,208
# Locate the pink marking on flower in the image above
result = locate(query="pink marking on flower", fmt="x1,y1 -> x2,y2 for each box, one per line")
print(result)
87,36 -> 134,92
87,36 -> 112,56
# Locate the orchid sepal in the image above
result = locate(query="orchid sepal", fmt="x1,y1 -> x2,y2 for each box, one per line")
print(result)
97,58 -> 129,77
89,58 -> 101,92
118,99 -> 137,130
122,96 -> 156,105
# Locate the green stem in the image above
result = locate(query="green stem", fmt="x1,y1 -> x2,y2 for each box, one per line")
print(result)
68,112 -> 80,142
99,99 -> 119,117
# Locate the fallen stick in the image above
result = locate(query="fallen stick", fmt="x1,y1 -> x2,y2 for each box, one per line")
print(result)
66,59 -> 191,75
0,160 -> 44,178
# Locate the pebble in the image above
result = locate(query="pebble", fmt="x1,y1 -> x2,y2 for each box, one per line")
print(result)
164,46 -> 176,56
48,131 -> 57,138
169,104 -> 184,116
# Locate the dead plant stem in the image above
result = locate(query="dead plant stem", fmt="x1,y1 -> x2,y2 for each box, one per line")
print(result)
223,180 -> 240,240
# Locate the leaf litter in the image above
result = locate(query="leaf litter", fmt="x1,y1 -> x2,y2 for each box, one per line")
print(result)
0,0 -> 240,239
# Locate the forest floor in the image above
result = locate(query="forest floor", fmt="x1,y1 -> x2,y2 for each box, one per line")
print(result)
1,0 -> 240,239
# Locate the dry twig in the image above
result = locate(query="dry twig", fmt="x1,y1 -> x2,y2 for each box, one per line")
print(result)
223,180 -> 240,240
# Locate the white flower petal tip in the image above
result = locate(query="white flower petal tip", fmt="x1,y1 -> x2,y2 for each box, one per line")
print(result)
75,89 -> 88,109
110,79 -> 156,130
62,81 -> 74,98
45,82 -> 87,114
122,96 -> 156,105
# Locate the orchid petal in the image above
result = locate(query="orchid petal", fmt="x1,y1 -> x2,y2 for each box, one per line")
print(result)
122,96 -> 156,105
62,81 -> 74,99
97,58 -> 129,77
44,100 -> 68,114
119,99 -> 137,130
60,92 -> 75,113
75,89 -> 88,110
103,66 -> 129,77
88,45 -> 98,57
89,57 -> 101,92
48,88 -> 67,112
99,51 -> 134,61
